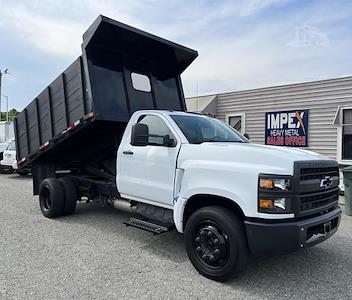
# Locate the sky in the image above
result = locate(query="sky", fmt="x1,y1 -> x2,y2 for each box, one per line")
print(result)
0,0 -> 351,110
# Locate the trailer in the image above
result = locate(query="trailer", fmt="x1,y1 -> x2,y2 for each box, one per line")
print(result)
15,15 -> 197,197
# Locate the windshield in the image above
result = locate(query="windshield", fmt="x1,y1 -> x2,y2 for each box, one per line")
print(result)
7,141 -> 16,151
171,114 -> 249,144
0,143 -> 8,152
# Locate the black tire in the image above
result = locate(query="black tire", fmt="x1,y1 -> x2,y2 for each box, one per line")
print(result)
39,178 -> 65,218
17,170 -> 30,176
0,165 -> 14,174
58,177 -> 78,215
184,206 -> 248,282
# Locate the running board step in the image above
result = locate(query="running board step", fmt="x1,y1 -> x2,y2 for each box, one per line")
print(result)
123,217 -> 170,235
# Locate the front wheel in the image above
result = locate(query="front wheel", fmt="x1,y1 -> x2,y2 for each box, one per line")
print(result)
184,206 -> 248,281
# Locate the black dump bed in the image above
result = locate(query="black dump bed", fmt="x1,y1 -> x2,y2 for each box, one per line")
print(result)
15,15 -> 197,169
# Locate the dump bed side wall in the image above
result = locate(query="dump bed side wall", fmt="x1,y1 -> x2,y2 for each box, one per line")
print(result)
15,16 -> 197,167
15,57 -> 90,161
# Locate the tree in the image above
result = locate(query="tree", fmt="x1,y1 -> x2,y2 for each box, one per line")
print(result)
0,109 -> 19,121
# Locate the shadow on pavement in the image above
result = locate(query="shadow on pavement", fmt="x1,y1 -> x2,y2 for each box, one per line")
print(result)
35,200 -> 352,298
5,174 -> 32,180
54,202 -> 188,264
225,235 -> 351,298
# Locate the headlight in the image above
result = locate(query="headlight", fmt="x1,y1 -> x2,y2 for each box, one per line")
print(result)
259,178 -> 291,191
258,175 -> 292,214
259,198 -> 287,211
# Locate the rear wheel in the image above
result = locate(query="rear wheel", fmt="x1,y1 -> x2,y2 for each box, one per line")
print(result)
184,206 -> 248,282
39,178 -> 65,218
58,177 -> 78,215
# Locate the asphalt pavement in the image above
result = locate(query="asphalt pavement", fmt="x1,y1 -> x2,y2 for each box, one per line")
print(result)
1,173 -> 352,299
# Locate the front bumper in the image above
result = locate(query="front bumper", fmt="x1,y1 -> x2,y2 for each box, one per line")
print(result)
0,164 -> 14,173
1,158 -> 14,167
245,207 -> 341,255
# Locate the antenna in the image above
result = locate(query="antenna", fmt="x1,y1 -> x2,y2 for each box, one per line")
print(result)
196,82 -> 199,113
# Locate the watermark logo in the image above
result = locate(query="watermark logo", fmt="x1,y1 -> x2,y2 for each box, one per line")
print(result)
286,24 -> 330,48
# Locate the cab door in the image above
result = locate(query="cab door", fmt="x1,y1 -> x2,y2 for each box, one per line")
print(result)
118,114 -> 180,208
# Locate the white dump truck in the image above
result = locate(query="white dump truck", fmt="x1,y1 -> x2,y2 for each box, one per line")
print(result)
16,16 -> 341,281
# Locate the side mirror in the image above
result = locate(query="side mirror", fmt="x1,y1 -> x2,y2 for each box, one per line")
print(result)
244,133 -> 250,140
131,123 -> 149,146
163,135 -> 176,147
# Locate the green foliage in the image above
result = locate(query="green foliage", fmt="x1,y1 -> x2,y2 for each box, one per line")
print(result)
0,109 -> 18,121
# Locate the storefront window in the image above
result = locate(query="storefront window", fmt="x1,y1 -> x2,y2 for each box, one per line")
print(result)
342,109 -> 352,160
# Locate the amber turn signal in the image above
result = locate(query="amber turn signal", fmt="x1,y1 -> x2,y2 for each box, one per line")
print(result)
259,179 -> 274,189
259,199 -> 274,209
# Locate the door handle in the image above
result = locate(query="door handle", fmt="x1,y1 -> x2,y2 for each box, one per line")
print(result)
123,150 -> 134,155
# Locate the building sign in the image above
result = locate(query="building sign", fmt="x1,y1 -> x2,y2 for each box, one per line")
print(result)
265,110 -> 309,147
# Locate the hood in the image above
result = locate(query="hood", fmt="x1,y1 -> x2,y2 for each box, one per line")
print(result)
178,142 -> 331,175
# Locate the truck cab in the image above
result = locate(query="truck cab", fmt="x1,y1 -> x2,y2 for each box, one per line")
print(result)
0,139 -> 16,174
0,139 -> 30,175
116,110 -> 341,280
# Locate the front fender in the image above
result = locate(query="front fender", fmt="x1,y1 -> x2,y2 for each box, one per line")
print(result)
173,162 -> 258,233
173,188 -> 245,233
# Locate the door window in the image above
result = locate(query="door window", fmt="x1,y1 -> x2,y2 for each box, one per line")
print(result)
342,109 -> 352,160
137,115 -> 176,146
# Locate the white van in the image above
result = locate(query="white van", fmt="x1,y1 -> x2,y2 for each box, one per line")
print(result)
0,140 -> 30,175
0,140 -> 16,174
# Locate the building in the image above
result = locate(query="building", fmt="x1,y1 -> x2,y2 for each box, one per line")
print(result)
0,120 -> 14,143
186,76 -> 352,166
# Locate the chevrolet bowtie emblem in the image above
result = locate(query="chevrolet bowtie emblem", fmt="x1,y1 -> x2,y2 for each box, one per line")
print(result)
320,176 -> 332,188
